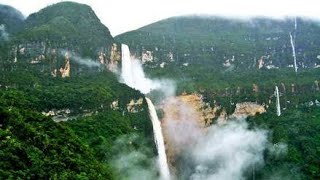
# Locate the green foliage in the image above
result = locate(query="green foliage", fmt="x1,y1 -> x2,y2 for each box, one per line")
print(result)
247,106 -> 320,179
0,106 -> 114,179
0,47 -> 154,179
116,16 -> 320,72
16,1 -> 113,58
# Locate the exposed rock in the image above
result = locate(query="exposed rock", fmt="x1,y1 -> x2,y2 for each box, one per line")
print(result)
110,100 -> 119,110
160,62 -> 166,68
167,52 -> 174,61
160,94 -> 217,171
60,52 -> 71,78
253,83 -> 259,93
108,43 -> 121,72
258,56 -> 264,69
141,50 -> 153,63
126,98 -> 143,113
291,83 -> 295,93
231,102 -> 266,119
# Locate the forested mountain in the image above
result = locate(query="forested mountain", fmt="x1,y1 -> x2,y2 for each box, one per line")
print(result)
0,2 -> 319,179
0,2 -> 155,179
116,16 -> 320,70
0,4 -> 24,34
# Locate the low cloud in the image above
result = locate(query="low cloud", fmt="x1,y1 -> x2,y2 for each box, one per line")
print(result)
189,119 -> 268,180
60,50 -> 101,68
0,24 -> 9,41
111,134 -> 158,180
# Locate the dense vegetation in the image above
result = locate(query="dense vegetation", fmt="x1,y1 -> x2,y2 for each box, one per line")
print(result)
1,2 -> 319,179
19,1 -> 114,58
0,3 -> 155,179
116,16 -> 320,70
0,60 -> 155,179
117,15 -> 320,179
247,106 -> 320,179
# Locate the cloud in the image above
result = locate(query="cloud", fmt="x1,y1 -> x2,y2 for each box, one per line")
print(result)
60,50 -> 101,68
189,119 -> 268,180
111,134 -> 158,180
0,24 -> 9,41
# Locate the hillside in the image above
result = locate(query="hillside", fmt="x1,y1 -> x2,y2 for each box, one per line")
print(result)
0,2 -> 156,179
21,1 -> 113,56
116,16 -> 320,70
0,4 -> 24,35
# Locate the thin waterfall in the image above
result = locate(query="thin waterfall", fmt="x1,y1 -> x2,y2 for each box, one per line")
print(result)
275,86 -> 281,116
146,97 -> 171,180
290,17 -> 298,73
289,32 -> 297,73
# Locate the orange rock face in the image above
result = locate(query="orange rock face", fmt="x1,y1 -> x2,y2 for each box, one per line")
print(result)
160,94 -> 216,172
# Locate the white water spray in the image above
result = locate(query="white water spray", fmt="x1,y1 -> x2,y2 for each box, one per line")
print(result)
275,86 -> 281,116
121,44 -> 160,94
121,44 -> 171,179
146,97 -> 171,180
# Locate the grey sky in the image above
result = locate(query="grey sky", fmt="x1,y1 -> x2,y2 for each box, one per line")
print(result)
1,0 -> 319,36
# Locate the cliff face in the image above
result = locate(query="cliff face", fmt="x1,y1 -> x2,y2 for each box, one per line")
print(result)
160,93 -> 217,170
116,16 -> 320,71
5,2 -> 115,76
231,102 -> 266,119
160,93 -> 266,173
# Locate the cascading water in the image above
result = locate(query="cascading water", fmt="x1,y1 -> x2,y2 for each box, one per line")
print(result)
121,44 -> 170,180
121,44 -> 158,94
121,44 -> 134,88
289,32 -> 298,73
146,97 -> 171,180
275,86 -> 281,116
290,17 -> 298,73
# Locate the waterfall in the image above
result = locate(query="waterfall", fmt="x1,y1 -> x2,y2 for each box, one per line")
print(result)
121,44 -> 158,94
121,44 -> 134,89
290,17 -> 298,73
146,97 -> 171,180
289,32 -> 298,73
275,86 -> 281,116
121,44 -> 170,179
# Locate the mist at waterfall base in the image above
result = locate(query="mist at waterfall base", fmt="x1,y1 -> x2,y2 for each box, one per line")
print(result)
116,44 -> 276,180
188,120 -> 268,180
163,99 -> 270,180
111,134 -> 158,180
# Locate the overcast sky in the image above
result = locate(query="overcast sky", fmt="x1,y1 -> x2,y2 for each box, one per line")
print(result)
1,0 -> 319,36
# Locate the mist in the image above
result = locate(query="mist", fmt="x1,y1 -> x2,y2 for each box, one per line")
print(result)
60,50 -> 101,68
111,134 -> 158,180
189,119 -> 268,180
0,24 -> 9,41
121,44 -> 175,96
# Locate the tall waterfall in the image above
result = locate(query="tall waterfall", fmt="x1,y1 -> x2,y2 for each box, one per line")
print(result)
121,44 -> 134,88
121,44 -> 158,94
121,44 -> 170,179
275,86 -> 281,116
146,97 -> 171,180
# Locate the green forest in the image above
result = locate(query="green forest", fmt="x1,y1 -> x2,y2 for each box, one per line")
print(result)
1,1 -> 320,180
